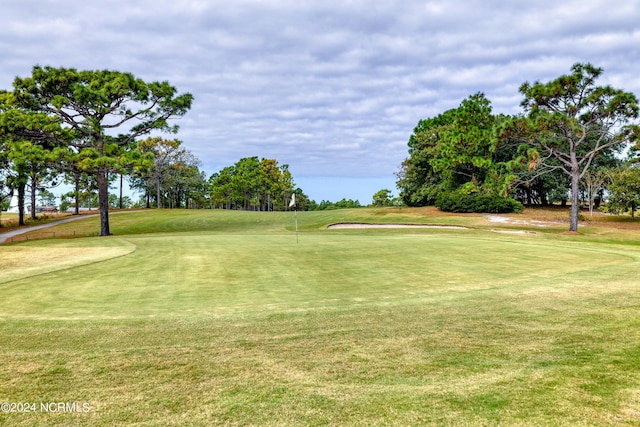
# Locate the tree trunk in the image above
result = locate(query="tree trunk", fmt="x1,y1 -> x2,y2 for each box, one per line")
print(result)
18,183 -> 26,226
569,167 -> 580,232
119,173 -> 123,209
540,190 -> 548,206
97,168 -> 110,236
74,174 -> 80,215
156,174 -> 162,208
29,174 -> 37,220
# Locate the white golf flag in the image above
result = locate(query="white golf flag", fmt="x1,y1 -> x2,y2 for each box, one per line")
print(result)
289,193 -> 296,208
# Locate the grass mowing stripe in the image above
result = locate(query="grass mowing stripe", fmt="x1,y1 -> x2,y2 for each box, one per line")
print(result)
0,233 -> 634,320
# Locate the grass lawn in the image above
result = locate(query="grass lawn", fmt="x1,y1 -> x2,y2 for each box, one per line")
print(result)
1,208 -> 640,425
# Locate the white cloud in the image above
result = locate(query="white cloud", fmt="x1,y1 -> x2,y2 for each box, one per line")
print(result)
1,0 -> 639,201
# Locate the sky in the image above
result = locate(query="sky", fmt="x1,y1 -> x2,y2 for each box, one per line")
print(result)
1,0 -> 640,203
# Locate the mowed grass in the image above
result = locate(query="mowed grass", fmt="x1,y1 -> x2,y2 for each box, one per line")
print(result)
1,208 -> 640,426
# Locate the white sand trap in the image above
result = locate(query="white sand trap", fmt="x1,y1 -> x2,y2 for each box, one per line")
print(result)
487,215 -> 510,223
486,215 -> 554,228
328,222 -> 537,235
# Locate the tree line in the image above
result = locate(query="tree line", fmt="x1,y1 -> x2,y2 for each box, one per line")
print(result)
209,156 -> 308,211
0,65 -> 379,236
396,63 -> 640,231
0,67 -> 301,236
7,63 -> 635,235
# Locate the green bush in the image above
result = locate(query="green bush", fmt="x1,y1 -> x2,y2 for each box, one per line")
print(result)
436,191 -> 524,213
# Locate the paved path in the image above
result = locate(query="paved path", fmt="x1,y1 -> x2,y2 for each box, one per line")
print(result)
0,214 -> 99,243
0,211 -> 144,243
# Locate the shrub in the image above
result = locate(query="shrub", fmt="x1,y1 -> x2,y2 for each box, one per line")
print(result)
436,191 -> 524,213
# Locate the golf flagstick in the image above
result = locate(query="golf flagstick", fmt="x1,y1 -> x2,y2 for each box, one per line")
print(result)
289,193 -> 298,243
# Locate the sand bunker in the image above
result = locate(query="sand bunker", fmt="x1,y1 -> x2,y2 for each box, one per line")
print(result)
486,215 -> 551,227
327,222 -> 537,235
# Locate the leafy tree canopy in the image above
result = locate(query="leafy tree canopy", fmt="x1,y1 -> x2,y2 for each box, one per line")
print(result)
7,66 -> 193,235
397,93 -> 520,207
210,157 -> 306,211
399,63 -> 640,229
506,63 -> 640,231
607,165 -> 640,220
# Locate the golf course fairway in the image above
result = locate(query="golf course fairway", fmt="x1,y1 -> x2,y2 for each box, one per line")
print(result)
1,208 -> 639,426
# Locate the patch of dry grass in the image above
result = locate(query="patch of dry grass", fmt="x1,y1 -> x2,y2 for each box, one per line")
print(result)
0,239 -> 136,285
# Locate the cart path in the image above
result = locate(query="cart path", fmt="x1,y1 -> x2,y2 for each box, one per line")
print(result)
0,211 -> 144,243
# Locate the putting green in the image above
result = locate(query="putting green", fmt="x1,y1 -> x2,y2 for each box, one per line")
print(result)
0,231 -> 634,320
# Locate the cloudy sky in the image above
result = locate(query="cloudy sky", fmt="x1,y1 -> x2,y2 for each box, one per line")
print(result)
1,0 -> 639,202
